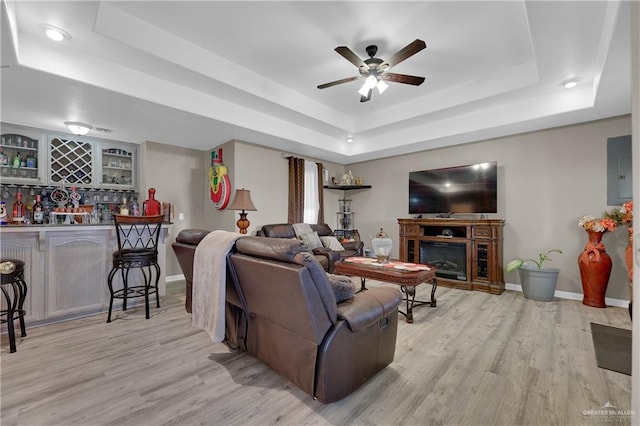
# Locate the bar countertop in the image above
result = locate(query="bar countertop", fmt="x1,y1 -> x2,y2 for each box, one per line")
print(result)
0,223 -> 173,232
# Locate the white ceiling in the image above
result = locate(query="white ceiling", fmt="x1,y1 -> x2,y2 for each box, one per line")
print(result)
0,1 -> 632,164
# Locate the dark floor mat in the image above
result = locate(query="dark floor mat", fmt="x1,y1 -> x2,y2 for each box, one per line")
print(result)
590,322 -> 632,376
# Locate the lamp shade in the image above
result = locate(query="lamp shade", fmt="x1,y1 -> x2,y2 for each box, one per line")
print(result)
228,189 -> 257,211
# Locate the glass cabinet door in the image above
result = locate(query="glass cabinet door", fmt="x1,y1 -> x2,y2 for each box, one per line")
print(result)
472,241 -> 495,286
0,128 -> 45,184
48,136 -> 95,186
100,145 -> 135,189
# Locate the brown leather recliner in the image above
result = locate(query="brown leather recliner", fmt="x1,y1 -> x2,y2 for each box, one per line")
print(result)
260,223 -> 364,273
172,230 -> 402,403
227,236 -> 401,403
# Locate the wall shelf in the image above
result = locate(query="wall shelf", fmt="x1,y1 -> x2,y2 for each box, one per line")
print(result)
323,185 -> 371,190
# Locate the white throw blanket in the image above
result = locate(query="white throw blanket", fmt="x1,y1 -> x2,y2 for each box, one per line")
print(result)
192,230 -> 244,343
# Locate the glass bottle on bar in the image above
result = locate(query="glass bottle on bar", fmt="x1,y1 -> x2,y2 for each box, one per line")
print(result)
12,191 -> 25,224
130,196 -> 140,216
69,186 -> 81,209
33,194 -> 44,224
119,196 -> 129,215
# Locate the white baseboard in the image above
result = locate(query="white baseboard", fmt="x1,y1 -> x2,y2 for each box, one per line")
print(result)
505,283 -> 630,308
166,274 -> 185,283
165,273 -> 630,308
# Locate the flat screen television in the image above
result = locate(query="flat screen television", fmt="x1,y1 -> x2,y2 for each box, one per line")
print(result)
409,162 -> 497,214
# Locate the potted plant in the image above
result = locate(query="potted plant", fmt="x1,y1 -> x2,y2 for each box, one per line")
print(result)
506,249 -> 563,301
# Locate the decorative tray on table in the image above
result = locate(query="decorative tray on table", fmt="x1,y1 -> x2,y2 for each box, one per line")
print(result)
342,257 -> 431,272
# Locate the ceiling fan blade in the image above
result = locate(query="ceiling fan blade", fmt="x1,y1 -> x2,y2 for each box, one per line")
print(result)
317,75 -> 361,89
335,46 -> 369,71
379,39 -> 426,71
382,72 -> 425,86
360,89 -> 372,103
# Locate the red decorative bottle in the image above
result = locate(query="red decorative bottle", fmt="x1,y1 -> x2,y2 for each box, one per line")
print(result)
143,188 -> 161,216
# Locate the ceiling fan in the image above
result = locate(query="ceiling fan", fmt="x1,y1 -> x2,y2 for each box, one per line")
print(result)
317,39 -> 426,102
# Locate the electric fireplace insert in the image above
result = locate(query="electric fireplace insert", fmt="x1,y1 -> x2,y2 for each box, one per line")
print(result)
419,240 -> 467,281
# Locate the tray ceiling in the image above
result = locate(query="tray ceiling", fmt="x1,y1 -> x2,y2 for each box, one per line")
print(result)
0,1 -> 631,164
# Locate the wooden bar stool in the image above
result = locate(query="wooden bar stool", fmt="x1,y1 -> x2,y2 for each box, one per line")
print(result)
107,215 -> 164,322
1,259 -> 27,353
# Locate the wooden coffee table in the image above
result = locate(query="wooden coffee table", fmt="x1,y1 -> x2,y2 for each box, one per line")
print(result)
335,258 -> 437,323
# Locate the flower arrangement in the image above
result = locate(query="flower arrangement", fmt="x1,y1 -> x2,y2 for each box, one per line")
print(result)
605,201 -> 633,226
578,215 -> 618,233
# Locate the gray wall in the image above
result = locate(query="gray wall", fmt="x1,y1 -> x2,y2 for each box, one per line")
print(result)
139,141 -> 207,277
143,139 -> 343,276
147,115 -> 632,302
346,115 -> 632,300
199,139 -> 344,235
201,140 -> 237,233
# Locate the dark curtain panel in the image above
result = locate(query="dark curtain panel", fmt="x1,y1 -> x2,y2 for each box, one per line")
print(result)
316,162 -> 324,224
287,157 -> 305,224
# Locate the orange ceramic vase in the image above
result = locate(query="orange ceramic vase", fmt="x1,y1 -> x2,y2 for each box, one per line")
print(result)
625,227 -> 633,281
578,230 -> 612,308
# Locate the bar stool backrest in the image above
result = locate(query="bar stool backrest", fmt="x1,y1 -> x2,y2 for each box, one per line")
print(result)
113,215 -> 164,253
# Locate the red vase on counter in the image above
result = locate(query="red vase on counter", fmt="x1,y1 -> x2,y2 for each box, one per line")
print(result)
143,188 -> 161,216
578,230 -> 612,308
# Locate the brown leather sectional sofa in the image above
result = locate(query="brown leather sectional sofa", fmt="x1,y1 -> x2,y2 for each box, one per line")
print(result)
172,230 -> 402,403
260,223 -> 364,273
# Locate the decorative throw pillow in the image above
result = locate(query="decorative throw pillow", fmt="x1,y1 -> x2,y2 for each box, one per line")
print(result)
320,236 -> 345,251
326,274 -> 355,303
292,223 -> 313,238
300,231 -> 323,249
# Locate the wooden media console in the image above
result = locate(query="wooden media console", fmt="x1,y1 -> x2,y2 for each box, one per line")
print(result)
398,218 -> 505,294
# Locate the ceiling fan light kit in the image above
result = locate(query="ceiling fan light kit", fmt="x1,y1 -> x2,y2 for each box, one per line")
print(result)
357,75 -> 377,96
318,39 -> 426,102
376,79 -> 389,94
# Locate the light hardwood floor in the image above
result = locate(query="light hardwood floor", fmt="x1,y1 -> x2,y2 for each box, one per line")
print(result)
1,280 -> 632,426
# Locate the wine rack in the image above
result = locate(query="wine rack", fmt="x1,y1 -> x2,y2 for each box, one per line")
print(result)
49,137 -> 94,185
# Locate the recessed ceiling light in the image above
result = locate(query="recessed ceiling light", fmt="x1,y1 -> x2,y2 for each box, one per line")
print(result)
43,24 -> 71,42
64,121 -> 92,135
346,136 -> 354,143
560,77 -> 582,89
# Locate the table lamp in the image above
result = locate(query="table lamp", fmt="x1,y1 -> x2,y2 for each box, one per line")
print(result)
228,188 -> 257,234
